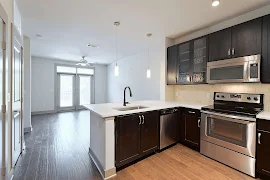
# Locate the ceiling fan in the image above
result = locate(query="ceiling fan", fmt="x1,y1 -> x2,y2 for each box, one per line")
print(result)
76,56 -> 93,66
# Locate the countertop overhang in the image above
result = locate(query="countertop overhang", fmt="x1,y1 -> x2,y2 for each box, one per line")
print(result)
84,100 -> 209,118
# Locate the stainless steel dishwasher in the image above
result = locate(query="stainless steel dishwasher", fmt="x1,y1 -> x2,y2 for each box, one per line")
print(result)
159,108 -> 179,150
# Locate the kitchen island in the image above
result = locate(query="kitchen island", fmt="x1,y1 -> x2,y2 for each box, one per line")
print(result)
84,100 -> 207,179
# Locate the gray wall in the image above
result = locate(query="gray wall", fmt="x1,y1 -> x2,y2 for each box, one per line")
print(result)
31,56 -> 107,113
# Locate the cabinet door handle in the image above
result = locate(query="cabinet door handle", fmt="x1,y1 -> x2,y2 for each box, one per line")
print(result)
176,77 -> 177,83
232,48 -> 235,55
142,115 -> 145,124
139,115 -> 142,125
258,133 -> 261,144
228,48 -> 231,56
188,111 -> 195,114
198,119 -> 201,128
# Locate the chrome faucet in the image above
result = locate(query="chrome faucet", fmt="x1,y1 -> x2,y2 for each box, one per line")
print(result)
123,86 -> 132,106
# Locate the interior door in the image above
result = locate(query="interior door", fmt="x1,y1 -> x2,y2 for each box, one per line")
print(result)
11,25 -> 23,166
58,74 -> 75,111
77,75 -> 92,108
209,28 -> 232,62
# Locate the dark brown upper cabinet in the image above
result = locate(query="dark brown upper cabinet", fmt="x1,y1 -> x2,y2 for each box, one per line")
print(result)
115,111 -> 159,168
192,36 -> 208,84
231,18 -> 262,58
262,14 -> 270,83
177,42 -> 191,84
167,45 -> 178,85
209,18 -> 262,62
209,28 -> 232,62
176,36 -> 208,85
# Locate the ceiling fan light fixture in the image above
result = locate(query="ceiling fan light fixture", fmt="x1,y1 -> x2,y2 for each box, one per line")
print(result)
212,0 -> 220,7
87,44 -> 99,48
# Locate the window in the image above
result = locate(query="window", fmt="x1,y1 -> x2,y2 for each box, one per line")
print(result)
77,68 -> 94,75
56,66 -> 94,75
57,66 -> 76,73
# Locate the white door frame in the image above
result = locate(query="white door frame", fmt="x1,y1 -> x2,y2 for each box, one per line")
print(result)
0,2 -> 8,178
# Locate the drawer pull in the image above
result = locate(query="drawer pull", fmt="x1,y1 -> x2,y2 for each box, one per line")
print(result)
188,111 -> 195,114
258,133 -> 261,144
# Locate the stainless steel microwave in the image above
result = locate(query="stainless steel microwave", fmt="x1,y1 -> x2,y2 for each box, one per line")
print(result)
207,54 -> 260,84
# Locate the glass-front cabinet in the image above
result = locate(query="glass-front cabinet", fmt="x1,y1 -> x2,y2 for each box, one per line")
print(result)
176,36 -> 208,84
177,42 -> 191,84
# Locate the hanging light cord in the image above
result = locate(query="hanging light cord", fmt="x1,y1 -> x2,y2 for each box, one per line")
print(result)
148,35 -> 149,68
115,24 -> 118,65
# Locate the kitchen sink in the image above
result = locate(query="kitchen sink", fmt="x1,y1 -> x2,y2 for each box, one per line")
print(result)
114,106 -> 148,111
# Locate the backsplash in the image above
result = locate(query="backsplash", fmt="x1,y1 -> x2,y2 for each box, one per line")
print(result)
166,84 -> 270,111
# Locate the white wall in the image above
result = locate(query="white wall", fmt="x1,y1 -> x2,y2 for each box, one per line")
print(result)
107,48 -> 163,102
23,36 -> 31,130
31,56 -> 107,113
107,36 -> 167,103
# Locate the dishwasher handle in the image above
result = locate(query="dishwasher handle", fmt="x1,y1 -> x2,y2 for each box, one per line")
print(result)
160,108 -> 178,115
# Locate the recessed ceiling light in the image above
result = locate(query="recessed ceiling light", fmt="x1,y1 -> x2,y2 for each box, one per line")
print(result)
87,44 -> 99,48
212,0 -> 220,7
36,34 -> 43,39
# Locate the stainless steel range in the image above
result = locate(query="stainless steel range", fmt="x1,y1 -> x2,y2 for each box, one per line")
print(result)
200,92 -> 264,177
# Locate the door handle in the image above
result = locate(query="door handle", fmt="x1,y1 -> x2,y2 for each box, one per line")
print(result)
228,48 -> 231,56
139,115 -> 142,125
258,133 -> 261,144
142,115 -> 145,124
198,119 -> 201,128
232,48 -> 235,55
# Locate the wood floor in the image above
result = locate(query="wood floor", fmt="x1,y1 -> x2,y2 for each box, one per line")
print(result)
13,110 -> 258,180
13,110 -> 103,180
112,145 -> 257,180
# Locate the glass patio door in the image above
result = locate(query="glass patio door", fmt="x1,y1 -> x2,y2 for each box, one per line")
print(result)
58,74 -> 76,110
78,75 -> 92,108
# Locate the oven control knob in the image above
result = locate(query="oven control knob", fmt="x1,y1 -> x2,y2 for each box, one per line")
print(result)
254,97 -> 258,101
217,95 -> 220,98
221,96 -> 225,98
247,97 -> 251,100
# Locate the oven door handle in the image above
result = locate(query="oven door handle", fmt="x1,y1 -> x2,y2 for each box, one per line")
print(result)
201,110 -> 256,123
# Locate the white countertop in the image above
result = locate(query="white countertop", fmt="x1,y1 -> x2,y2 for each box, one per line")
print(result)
83,100 -> 209,118
257,111 -> 270,120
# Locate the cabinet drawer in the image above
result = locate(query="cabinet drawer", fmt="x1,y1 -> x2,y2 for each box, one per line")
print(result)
181,108 -> 200,117
257,119 -> 270,132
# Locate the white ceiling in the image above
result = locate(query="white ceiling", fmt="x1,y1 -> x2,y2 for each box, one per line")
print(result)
17,0 -> 270,64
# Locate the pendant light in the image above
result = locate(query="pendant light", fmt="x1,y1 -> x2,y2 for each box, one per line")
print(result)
114,21 -> 120,76
146,33 -> 152,79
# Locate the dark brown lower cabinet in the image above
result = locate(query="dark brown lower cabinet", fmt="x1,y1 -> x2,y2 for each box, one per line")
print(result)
140,111 -> 159,156
115,115 -> 141,168
115,111 -> 159,168
179,108 -> 200,150
257,119 -> 270,178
